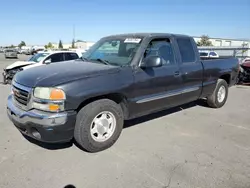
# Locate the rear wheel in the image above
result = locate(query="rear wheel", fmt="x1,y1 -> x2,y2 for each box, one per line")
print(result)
74,99 -> 124,152
207,79 -> 228,108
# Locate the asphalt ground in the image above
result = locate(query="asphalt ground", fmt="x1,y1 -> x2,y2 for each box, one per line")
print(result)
0,53 -> 249,188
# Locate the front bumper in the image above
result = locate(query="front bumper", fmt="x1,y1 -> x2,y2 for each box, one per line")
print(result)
7,95 -> 77,143
2,70 -> 15,84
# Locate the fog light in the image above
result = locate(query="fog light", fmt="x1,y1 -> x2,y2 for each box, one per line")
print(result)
30,128 -> 41,139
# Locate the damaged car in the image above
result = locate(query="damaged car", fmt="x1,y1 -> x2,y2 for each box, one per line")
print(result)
2,51 -> 81,84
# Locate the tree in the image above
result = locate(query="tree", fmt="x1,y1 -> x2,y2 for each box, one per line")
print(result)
72,39 -> 75,48
10,44 -> 15,48
18,41 -> 26,48
58,40 -> 63,49
45,42 -> 53,49
197,35 -> 213,46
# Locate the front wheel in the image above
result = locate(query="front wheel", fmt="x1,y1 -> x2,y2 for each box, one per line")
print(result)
74,99 -> 124,152
207,79 -> 228,108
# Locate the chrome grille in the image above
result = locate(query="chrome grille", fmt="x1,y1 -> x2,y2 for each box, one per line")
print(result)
13,85 -> 30,106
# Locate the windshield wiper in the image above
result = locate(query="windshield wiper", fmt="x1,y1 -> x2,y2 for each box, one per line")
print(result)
90,58 -> 111,65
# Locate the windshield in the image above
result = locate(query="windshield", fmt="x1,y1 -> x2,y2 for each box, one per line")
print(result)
28,53 -> 49,63
5,50 -> 14,52
82,37 -> 143,66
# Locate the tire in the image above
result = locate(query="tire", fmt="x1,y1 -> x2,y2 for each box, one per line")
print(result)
207,79 -> 228,108
74,99 -> 124,152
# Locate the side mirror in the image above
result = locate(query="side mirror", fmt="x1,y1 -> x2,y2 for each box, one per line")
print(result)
44,59 -> 51,64
140,56 -> 162,68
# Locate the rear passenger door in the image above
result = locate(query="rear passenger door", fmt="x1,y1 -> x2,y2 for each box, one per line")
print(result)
176,37 -> 203,103
64,52 -> 79,61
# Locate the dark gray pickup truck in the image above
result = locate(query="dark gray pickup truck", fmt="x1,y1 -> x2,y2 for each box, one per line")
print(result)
7,33 -> 239,152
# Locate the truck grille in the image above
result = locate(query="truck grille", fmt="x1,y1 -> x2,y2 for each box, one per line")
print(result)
13,86 -> 30,106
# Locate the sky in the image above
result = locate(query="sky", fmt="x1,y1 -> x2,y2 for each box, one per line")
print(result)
0,0 -> 249,46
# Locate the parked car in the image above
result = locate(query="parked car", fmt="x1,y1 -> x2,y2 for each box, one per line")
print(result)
31,48 -> 45,55
199,51 -> 219,58
7,33 -> 239,152
2,51 -> 80,84
237,57 -> 250,84
4,49 -> 18,59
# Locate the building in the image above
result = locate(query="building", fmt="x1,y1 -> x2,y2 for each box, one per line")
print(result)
51,41 -> 95,50
74,41 -> 95,49
193,36 -> 250,47
194,36 -> 250,57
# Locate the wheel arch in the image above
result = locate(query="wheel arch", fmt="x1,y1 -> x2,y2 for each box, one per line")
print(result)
219,74 -> 231,85
76,93 -> 130,120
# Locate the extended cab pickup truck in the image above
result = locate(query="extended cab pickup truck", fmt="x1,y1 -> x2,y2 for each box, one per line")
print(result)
7,33 -> 239,152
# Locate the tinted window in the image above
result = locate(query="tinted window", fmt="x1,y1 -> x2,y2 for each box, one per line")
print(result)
199,52 -> 208,57
144,39 -> 175,66
209,52 -> 217,56
177,38 -> 195,63
65,53 -> 79,60
46,53 -> 64,63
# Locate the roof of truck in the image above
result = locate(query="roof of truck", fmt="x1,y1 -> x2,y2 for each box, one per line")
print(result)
104,33 -> 190,38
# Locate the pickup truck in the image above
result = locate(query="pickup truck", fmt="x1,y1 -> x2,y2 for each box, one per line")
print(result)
7,33 -> 239,152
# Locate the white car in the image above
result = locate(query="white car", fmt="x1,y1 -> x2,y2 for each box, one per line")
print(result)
2,51 -> 81,84
199,51 -> 219,58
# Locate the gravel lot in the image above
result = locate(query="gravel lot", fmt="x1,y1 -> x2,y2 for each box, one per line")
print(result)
0,53 -> 250,188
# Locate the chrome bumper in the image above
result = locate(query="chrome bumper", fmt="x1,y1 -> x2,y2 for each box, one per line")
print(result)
7,95 -> 68,126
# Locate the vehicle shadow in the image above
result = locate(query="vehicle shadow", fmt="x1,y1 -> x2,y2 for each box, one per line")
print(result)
23,134 -> 73,150
124,99 -> 208,128
64,185 -> 76,188
22,99 -> 208,151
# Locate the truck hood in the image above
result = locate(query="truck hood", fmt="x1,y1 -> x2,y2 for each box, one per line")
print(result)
6,61 -> 35,70
14,60 -> 120,88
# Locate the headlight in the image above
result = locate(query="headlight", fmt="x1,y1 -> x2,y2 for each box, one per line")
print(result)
33,87 -> 66,112
34,87 -> 66,100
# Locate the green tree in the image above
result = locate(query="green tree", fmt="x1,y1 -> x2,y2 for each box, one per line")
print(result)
197,35 -> 213,46
58,40 -> 63,49
72,39 -> 75,48
18,41 -> 26,48
10,44 -> 15,48
241,43 -> 248,55
45,42 -> 53,49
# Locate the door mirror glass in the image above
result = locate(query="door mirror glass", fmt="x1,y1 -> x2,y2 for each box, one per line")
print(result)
140,56 -> 163,68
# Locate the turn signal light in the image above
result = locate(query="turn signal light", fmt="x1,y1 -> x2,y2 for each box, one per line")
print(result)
50,89 -> 66,100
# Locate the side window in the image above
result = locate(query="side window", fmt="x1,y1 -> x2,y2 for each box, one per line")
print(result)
65,53 -> 79,60
45,53 -> 64,63
176,38 -> 195,63
209,52 -> 217,56
144,39 -> 175,66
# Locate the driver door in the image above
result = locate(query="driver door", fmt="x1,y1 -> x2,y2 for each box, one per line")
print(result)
131,38 -> 183,117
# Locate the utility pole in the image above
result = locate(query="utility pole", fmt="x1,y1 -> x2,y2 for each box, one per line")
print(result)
73,24 -> 75,41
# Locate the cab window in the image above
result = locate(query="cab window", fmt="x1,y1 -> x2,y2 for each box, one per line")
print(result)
44,53 -> 64,63
65,53 -> 79,60
144,39 -> 175,66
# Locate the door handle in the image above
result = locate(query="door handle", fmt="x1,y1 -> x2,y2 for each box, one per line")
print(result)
174,71 -> 181,77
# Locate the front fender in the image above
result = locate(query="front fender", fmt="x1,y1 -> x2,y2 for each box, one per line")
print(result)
59,67 -> 134,111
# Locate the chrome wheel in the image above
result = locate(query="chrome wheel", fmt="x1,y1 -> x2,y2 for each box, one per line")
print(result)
90,111 -> 116,142
217,85 -> 226,103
